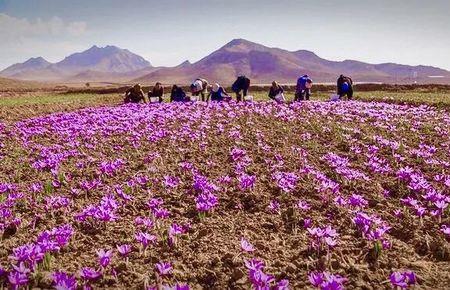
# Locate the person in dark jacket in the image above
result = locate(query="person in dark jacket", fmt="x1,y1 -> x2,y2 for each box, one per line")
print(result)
208,83 -> 231,102
148,82 -> 164,103
337,75 -> 353,100
190,78 -> 209,101
231,75 -> 251,101
268,81 -> 284,102
124,84 -> 146,104
295,75 -> 313,101
170,85 -> 188,102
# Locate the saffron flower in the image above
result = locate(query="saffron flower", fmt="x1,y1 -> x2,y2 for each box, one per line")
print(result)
52,271 -> 77,290
155,261 -> 173,276
238,174 -> 256,191
441,225 -> 450,237
8,270 -> 29,289
308,271 -> 347,289
96,249 -> 113,268
135,232 -> 157,248
79,267 -> 101,281
268,200 -> 280,214
164,175 -> 180,188
297,200 -> 311,211
240,238 -> 255,252
390,271 -> 417,288
117,244 -> 132,257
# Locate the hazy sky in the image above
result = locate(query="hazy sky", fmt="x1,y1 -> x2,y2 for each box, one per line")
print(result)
0,0 -> 449,70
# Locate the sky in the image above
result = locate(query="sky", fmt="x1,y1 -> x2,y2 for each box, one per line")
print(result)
0,0 -> 449,70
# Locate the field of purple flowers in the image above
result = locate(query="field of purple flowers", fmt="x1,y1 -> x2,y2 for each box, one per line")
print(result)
0,100 -> 449,289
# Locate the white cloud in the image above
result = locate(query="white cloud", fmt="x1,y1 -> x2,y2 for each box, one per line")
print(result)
0,13 -> 89,69
67,22 -> 88,36
0,13 -> 87,38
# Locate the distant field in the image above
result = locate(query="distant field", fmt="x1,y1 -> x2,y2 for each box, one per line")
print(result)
0,89 -> 449,122
0,93 -> 121,121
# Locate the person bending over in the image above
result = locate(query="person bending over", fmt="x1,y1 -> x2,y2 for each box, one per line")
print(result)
170,85 -> 188,102
124,84 -> 146,104
231,75 -> 251,102
148,82 -> 164,103
295,74 -> 313,101
190,78 -> 209,101
208,83 -> 232,102
268,81 -> 285,103
337,75 -> 353,100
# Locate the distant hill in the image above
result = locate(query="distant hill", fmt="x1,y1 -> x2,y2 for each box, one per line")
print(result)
0,77 -> 49,91
2,39 -> 450,84
67,67 -> 160,83
0,46 -> 153,82
0,57 -> 52,79
135,39 -> 450,84
54,45 -> 151,74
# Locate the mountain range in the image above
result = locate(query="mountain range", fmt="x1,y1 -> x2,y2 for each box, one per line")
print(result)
1,39 -> 449,84
0,45 -> 153,82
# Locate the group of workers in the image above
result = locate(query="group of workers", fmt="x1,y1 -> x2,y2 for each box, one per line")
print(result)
124,74 -> 353,104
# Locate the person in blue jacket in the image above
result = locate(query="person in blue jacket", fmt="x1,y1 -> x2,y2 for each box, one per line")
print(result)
295,74 -> 313,101
208,83 -> 231,102
337,75 -> 353,100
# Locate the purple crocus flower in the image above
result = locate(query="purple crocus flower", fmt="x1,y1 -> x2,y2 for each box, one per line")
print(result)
238,174 -> 256,191
52,271 -> 77,290
348,194 -> 368,208
441,225 -> 450,236
135,232 -> 157,248
245,258 -> 265,272
96,249 -> 113,268
275,279 -> 290,290
164,175 -> 180,188
117,244 -> 132,257
135,217 -> 154,229
0,266 -> 7,277
303,218 -> 312,228
268,200 -> 280,214
297,200 -> 311,211
240,237 -> 255,252
273,171 -> 298,193
308,271 -> 347,289
169,223 -> 185,236
155,261 -> 173,276
79,267 -> 101,281
249,270 -> 275,287
390,272 -> 408,288
153,207 -> 170,219
31,182 -> 43,193
195,192 -> 218,212
8,270 -> 29,289
308,271 -> 324,287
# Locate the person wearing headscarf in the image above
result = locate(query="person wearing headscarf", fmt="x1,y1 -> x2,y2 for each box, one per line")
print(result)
337,75 -> 354,100
208,83 -> 231,102
190,78 -> 209,101
268,81 -> 285,102
124,84 -> 146,103
231,75 -> 251,102
148,82 -> 164,103
170,85 -> 188,102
